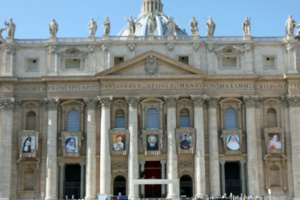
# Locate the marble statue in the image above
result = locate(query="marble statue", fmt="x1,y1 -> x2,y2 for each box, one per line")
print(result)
190,17 -> 199,35
166,16 -> 176,35
4,18 -> 16,38
242,17 -> 251,36
206,16 -> 215,37
49,19 -> 58,38
88,18 -> 98,37
127,16 -> 136,35
285,15 -> 296,36
103,17 -> 110,35
148,13 -> 157,35
0,28 -> 6,41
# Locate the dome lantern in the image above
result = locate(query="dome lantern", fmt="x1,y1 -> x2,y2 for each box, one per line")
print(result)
141,0 -> 163,14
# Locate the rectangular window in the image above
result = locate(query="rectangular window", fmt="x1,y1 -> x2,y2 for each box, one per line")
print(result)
115,117 -> 125,129
263,56 -> 275,69
222,57 -> 237,68
114,57 -> 124,65
26,59 -> 38,72
180,116 -> 190,128
179,56 -> 189,65
65,58 -> 81,70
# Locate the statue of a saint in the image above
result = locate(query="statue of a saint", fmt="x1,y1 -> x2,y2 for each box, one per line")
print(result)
88,18 -> 98,37
4,18 -> 16,38
206,16 -> 216,37
147,13 -> 157,35
0,28 -> 6,41
49,19 -> 58,38
242,16 -> 251,36
190,16 -> 199,35
127,16 -> 136,35
103,17 -> 110,35
285,15 -> 296,36
165,16 -> 176,36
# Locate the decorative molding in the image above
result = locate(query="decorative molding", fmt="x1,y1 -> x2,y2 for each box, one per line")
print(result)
214,45 -> 245,56
286,95 -> 300,107
167,43 -> 174,51
144,55 -> 159,75
5,45 -> 15,54
127,43 -> 135,52
101,44 -> 109,51
285,43 -> 294,51
179,161 -> 193,168
177,98 -> 192,107
0,98 -> 15,110
98,96 -> 113,107
164,95 -> 178,108
112,161 -> 128,169
126,96 -> 140,108
88,45 -> 95,53
206,96 -> 220,108
44,98 -> 59,110
193,43 -> 200,51
47,46 -> 57,54
83,98 -> 98,109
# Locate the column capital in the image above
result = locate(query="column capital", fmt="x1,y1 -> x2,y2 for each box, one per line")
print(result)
243,95 -> 259,108
58,163 -> 65,167
206,96 -> 220,108
220,160 -> 226,165
84,98 -> 98,109
126,96 -> 140,108
0,98 -> 15,110
44,98 -> 59,110
286,95 -> 300,107
160,160 -> 167,165
98,96 -> 113,107
191,95 -> 206,107
139,160 -> 146,166
240,160 -> 246,165
164,95 -> 178,108
281,96 -> 289,108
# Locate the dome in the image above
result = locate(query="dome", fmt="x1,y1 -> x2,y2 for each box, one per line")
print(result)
118,0 -> 187,37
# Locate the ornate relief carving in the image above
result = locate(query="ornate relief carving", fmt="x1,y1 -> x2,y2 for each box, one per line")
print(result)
88,45 -> 95,53
206,96 -> 220,108
101,43 -> 109,51
126,96 -> 140,108
144,55 -> 159,75
191,95 -> 206,107
98,96 -> 113,107
177,98 -> 192,107
179,161 -> 193,168
83,98 -> 98,109
127,43 -> 135,52
164,96 -> 178,108
167,43 -> 174,51
0,98 -> 15,110
112,161 -> 128,169
287,95 -> 300,107
43,98 -> 59,110
214,45 -> 245,56
243,95 -> 259,108
193,42 -> 200,51
47,46 -> 57,54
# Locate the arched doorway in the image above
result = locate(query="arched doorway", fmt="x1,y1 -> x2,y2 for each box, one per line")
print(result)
180,175 -> 193,198
113,176 -> 126,196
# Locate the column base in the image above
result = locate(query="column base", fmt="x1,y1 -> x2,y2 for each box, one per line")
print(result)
45,198 -> 57,200
128,195 -> 139,200
85,196 -> 96,200
167,194 -> 179,200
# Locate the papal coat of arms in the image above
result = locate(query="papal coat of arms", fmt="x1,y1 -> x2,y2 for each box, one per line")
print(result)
144,55 -> 159,75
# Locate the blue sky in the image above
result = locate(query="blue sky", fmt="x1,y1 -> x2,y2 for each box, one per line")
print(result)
0,0 -> 300,38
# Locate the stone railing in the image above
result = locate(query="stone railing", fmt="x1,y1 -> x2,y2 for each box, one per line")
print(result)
13,36 -> 285,45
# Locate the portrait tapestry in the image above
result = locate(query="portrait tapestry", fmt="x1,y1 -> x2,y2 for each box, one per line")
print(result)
18,131 -> 39,158
110,129 -> 129,156
61,132 -> 82,157
264,128 -> 284,154
222,129 -> 242,155
142,130 -> 163,156
176,128 -> 195,154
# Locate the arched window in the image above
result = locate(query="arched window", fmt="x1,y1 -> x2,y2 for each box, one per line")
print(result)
24,168 -> 35,191
180,175 -> 193,198
267,108 -> 277,127
67,110 -> 80,132
224,108 -> 237,130
115,109 -> 125,129
146,108 -> 159,130
26,111 -> 36,130
113,176 -> 126,196
180,108 -> 190,128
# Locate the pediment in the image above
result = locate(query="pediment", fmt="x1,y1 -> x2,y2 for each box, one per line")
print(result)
96,51 -> 207,79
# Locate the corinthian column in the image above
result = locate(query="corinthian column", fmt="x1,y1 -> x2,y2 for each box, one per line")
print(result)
0,98 -> 14,200
164,95 -> 179,199
98,96 -> 112,194
243,95 -> 259,195
191,95 -> 206,197
84,98 -> 98,200
126,96 -> 140,199
45,98 -> 59,200
207,96 -> 221,197
287,95 -> 300,199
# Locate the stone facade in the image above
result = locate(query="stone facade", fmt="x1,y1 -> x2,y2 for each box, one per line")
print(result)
0,1 -> 300,200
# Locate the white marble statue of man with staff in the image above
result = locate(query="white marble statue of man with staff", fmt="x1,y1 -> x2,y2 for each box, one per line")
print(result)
4,18 -> 16,38
127,16 -> 136,35
103,17 -> 110,35
285,15 -> 296,36
166,16 -> 176,35
88,18 -> 98,37
49,18 -> 58,38
243,16 -> 251,36
190,16 -> 199,35
206,16 -> 216,37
